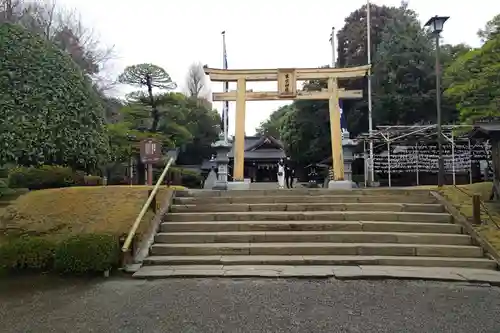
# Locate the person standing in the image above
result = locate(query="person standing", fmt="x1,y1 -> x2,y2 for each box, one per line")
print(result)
277,159 -> 285,189
284,156 -> 295,189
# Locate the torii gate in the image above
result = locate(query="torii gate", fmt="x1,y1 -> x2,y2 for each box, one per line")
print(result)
203,65 -> 371,182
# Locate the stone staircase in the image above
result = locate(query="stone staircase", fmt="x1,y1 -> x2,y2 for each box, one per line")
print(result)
133,188 -> 498,278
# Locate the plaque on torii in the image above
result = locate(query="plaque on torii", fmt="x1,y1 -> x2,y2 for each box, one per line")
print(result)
277,68 -> 297,98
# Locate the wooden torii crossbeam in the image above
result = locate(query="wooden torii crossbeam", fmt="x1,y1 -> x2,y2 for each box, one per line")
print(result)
204,65 -> 371,182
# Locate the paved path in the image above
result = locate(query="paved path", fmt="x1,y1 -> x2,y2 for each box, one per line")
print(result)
1,276 -> 500,333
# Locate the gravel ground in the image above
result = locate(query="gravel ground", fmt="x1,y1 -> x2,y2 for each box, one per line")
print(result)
1,276 -> 500,333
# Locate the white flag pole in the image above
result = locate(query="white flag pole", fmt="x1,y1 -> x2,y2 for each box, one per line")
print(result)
222,31 -> 229,143
367,0 -> 374,184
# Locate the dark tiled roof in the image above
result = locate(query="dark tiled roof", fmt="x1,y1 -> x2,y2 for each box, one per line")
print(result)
228,135 -> 285,158
239,149 -> 286,159
470,123 -> 500,139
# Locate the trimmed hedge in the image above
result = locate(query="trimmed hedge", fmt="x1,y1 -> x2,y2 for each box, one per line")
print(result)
0,237 -> 55,271
0,178 -> 13,198
167,167 -> 203,189
0,234 -> 120,275
54,234 -> 119,274
0,167 -> 9,178
84,175 -> 103,186
8,165 -> 85,190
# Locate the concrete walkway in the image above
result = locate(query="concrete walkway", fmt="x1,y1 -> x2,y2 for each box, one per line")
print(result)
1,276 -> 500,332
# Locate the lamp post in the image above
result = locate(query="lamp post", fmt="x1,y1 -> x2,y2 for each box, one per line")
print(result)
425,15 -> 449,187
367,0 -> 374,185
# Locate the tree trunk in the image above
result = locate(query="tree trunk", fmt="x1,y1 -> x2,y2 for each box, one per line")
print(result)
146,75 -> 159,132
136,155 -> 145,185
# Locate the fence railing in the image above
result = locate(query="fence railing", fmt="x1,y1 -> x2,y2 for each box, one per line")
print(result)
452,184 -> 500,229
121,157 -> 174,253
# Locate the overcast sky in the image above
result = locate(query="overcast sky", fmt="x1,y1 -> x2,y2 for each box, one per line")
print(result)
59,0 -> 499,135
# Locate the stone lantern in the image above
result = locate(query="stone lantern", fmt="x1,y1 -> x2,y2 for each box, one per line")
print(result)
328,128 -> 358,189
211,133 -> 231,190
341,129 -> 357,182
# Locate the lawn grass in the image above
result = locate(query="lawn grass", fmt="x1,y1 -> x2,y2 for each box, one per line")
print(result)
0,186 -> 183,243
0,188 -> 30,243
439,182 -> 500,254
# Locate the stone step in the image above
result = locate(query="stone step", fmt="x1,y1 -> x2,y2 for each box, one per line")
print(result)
173,195 -> 438,205
133,265 -> 500,279
154,231 -> 471,245
142,255 -> 497,270
150,243 -> 483,257
160,221 -> 462,233
165,211 -> 452,223
170,202 -> 444,213
175,188 -> 433,198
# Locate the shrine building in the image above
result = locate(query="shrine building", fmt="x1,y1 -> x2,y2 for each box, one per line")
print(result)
201,135 -> 286,182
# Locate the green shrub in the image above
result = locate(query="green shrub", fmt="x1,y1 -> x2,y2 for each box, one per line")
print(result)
8,165 -> 85,190
0,23 -> 109,169
54,234 -> 120,274
84,175 -> 103,186
168,167 -> 203,188
181,169 -> 203,188
0,167 -> 9,178
0,237 -> 56,272
108,175 -> 129,185
0,178 -> 13,198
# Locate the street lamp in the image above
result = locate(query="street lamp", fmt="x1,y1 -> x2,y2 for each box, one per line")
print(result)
425,15 -> 449,187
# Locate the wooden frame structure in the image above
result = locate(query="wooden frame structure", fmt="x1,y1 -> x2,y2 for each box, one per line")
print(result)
204,65 -> 371,181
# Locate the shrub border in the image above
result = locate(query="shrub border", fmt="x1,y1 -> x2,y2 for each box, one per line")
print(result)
0,234 -> 121,276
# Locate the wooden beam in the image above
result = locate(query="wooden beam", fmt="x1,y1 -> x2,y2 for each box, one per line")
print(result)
212,89 -> 363,101
203,65 -> 370,82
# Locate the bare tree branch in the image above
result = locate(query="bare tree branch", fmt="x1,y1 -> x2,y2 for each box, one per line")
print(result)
1,0 -> 116,79
44,0 -> 56,38
0,0 -> 24,22
185,62 -> 207,99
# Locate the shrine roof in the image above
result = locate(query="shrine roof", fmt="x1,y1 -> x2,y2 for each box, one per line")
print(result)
470,123 -> 500,140
228,135 -> 285,159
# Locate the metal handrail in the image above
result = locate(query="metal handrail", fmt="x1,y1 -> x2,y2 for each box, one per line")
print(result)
121,157 -> 174,252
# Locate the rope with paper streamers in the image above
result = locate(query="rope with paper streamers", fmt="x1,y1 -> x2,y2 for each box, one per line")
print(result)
368,143 -> 491,174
